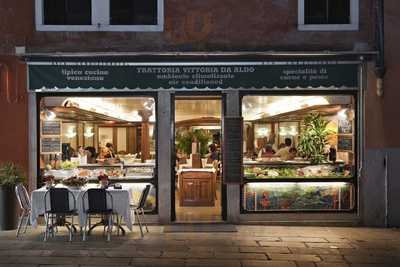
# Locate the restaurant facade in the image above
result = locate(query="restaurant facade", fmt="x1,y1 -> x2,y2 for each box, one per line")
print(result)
1,0 -> 400,226
22,53 -> 365,224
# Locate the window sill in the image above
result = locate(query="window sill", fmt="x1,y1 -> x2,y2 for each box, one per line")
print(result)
36,24 -> 164,32
298,24 -> 359,32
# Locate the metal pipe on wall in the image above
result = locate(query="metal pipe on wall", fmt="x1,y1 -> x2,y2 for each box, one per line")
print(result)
375,0 -> 385,97
0,62 -> 10,101
0,61 -> 22,104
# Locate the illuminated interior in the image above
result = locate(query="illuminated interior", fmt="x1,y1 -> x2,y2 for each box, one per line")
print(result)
241,94 -> 356,212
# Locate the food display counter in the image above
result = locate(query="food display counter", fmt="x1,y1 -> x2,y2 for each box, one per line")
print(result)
44,162 -> 157,211
45,162 -> 154,182
243,160 -> 353,181
241,159 -> 356,212
243,182 -> 355,211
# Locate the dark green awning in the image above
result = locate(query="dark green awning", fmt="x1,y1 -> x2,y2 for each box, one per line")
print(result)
27,57 -> 360,91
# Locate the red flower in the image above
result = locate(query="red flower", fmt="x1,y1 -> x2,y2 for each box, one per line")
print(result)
97,174 -> 109,181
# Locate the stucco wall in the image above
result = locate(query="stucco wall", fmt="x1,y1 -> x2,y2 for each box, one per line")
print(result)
0,0 -> 374,54
0,56 -> 28,173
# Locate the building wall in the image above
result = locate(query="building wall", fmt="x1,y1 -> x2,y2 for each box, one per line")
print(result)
1,0 -> 400,226
1,0 -> 375,54
361,0 -> 400,227
0,56 -> 28,175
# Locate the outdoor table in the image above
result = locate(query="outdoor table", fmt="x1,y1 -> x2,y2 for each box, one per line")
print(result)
30,183 -> 134,233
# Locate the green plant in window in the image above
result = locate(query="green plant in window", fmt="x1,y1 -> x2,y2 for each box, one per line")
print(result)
175,130 -> 194,155
193,129 -> 212,157
297,113 -> 332,165
175,129 -> 212,157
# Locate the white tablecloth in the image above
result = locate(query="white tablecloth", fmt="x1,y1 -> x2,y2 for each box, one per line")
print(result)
30,184 -> 134,231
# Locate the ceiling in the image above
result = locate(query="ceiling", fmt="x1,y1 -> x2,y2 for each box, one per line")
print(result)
175,99 -> 221,122
42,95 -> 353,123
242,95 -> 352,120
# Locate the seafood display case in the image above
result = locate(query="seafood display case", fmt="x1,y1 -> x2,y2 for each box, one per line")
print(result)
243,160 -> 354,181
241,160 -> 356,212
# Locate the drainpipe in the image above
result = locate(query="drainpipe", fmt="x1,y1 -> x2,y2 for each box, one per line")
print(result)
0,61 -> 21,104
375,0 -> 385,97
0,62 -> 10,101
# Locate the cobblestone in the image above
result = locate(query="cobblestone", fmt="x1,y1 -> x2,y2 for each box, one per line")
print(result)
0,226 -> 399,267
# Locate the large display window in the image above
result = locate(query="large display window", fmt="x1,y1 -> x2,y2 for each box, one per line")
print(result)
38,96 -> 157,212
241,94 -> 357,212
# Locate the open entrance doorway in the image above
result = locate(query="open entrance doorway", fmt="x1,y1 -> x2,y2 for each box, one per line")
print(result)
173,96 -> 224,222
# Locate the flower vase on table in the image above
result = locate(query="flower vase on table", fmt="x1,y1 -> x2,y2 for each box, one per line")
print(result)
42,175 -> 55,189
61,176 -> 88,189
98,174 -> 109,189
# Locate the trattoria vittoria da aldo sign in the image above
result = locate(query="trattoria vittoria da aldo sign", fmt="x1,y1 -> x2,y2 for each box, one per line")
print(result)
28,60 -> 359,90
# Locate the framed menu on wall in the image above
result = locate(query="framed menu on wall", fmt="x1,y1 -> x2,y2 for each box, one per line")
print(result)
41,120 -> 62,154
41,120 -> 61,136
337,135 -> 353,152
338,119 -> 353,134
41,137 -> 62,154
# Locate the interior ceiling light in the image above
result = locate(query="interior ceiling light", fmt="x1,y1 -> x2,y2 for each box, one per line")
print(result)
63,97 -> 155,122
243,96 -> 330,120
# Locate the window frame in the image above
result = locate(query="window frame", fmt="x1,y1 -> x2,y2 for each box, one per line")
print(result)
298,0 -> 359,31
35,0 -> 164,32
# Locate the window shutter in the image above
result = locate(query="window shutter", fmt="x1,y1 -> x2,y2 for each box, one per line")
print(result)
223,117 -> 243,184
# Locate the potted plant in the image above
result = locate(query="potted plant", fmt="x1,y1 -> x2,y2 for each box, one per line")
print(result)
298,113 -> 332,165
175,129 -> 212,157
0,162 -> 26,230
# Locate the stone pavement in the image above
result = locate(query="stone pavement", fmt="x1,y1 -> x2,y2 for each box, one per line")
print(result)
1,225 -> 400,267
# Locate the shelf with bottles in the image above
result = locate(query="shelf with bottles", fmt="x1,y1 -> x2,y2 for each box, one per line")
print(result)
242,181 -> 355,212
243,160 -> 354,181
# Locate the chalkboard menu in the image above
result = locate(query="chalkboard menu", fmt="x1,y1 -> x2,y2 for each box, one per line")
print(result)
338,119 -> 352,134
41,137 -> 62,154
41,120 -> 61,135
223,117 -> 243,184
338,135 -> 353,152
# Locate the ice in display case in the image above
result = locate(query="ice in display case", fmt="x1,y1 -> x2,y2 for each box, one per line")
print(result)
44,162 -> 155,182
243,160 -> 354,180
243,182 -> 355,211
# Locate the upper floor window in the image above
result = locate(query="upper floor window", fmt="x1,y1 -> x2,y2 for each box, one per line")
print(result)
36,0 -> 163,31
298,0 -> 359,31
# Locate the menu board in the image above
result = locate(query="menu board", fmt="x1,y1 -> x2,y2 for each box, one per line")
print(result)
338,119 -> 353,134
223,117 -> 243,184
338,135 -> 353,152
41,120 -> 61,136
41,137 -> 62,154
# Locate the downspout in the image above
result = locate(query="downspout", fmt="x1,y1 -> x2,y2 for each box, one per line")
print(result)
375,0 -> 385,97
0,62 -> 10,102
0,61 -> 21,104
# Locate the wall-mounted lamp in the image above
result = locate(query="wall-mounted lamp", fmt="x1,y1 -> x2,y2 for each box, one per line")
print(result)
41,109 -> 56,120
65,127 -> 77,138
84,127 -> 94,138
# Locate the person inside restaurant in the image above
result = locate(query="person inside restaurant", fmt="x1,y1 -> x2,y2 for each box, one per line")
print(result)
207,143 -> 220,163
274,138 -> 293,160
100,143 -> 117,160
